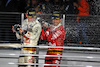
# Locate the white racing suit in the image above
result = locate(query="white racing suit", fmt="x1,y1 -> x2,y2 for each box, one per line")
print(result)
16,18 -> 41,67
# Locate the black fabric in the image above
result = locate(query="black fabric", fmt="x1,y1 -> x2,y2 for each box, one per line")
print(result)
47,50 -> 62,53
45,59 -> 61,61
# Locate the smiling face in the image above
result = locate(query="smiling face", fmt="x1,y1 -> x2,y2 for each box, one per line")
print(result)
52,11 -> 62,26
28,18 -> 35,22
26,8 -> 36,23
52,19 -> 61,26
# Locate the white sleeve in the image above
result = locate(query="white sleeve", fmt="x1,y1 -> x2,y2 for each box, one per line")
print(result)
24,23 -> 42,40
16,33 -> 21,39
21,19 -> 28,30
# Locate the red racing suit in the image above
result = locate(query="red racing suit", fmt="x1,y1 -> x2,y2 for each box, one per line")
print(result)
40,23 -> 65,67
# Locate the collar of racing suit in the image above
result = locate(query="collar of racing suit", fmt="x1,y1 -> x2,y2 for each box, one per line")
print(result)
51,23 -> 62,31
26,18 -> 39,25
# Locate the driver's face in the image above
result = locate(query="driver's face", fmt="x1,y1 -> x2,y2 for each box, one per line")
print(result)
52,19 -> 61,26
28,18 -> 35,22
26,13 -> 36,22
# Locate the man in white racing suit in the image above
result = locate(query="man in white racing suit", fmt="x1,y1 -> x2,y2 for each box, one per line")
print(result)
13,8 -> 42,67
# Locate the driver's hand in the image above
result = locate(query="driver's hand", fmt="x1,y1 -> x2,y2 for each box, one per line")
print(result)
12,26 -> 15,33
43,23 -> 48,29
19,28 -> 24,33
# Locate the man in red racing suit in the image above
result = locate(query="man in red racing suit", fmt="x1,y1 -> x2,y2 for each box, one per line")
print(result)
40,11 -> 65,67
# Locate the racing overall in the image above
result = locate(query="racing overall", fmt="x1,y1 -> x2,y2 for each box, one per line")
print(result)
40,23 -> 65,67
16,19 -> 41,67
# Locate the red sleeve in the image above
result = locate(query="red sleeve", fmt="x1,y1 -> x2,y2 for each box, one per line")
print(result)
45,29 -> 64,42
78,2 -> 89,12
40,29 -> 46,40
